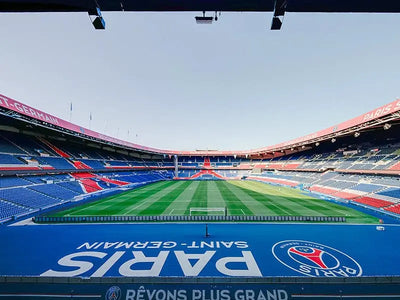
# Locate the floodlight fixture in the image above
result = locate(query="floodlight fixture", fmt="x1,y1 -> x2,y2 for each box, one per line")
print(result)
383,123 -> 392,130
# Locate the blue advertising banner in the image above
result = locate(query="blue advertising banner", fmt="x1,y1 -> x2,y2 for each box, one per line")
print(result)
0,223 -> 399,278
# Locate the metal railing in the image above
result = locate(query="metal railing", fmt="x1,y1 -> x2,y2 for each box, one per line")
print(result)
33,215 -> 346,223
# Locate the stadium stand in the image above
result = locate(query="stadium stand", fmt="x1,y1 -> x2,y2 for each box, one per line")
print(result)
0,94 -> 399,223
0,187 -> 61,209
0,169 -> 170,222
379,188 -> 400,199
0,154 -> 25,165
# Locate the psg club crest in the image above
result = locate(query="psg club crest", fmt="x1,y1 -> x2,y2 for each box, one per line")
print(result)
106,286 -> 121,300
272,240 -> 362,277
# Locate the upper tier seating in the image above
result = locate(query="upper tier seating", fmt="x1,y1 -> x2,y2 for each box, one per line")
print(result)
0,135 -> 26,154
0,154 -> 25,165
35,157 -> 74,169
79,159 -> 105,169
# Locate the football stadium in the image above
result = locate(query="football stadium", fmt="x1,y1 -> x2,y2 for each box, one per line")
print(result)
0,93 -> 399,299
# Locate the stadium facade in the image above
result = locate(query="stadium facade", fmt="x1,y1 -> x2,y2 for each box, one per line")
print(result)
0,93 -> 400,299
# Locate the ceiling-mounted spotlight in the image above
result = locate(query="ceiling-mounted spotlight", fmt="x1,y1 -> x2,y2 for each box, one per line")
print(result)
383,123 -> 392,130
315,142 -> 320,146
195,11 -> 213,24
290,148 -> 294,151
354,132 -> 360,137
301,145 -> 306,149
331,138 -> 336,143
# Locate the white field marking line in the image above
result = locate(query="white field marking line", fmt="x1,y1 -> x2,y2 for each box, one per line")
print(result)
169,209 -> 175,215
190,207 -> 226,212
122,199 -> 148,215
208,181 -> 226,210
227,181 -> 284,215
122,181 -> 185,215
61,189 -> 141,215
277,188 -> 356,217
272,190 -> 330,216
242,184 -> 297,216
62,202 -> 96,215
161,181 -> 199,214
72,185 -> 152,213
87,182 -> 169,212
168,209 -> 185,214
240,209 -> 245,215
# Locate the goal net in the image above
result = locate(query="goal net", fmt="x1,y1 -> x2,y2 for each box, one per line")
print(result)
189,207 -> 227,216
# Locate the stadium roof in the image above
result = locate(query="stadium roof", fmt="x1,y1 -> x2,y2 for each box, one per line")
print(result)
2,0 -> 400,30
3,0 -> 400,13
0,93 -> 399,157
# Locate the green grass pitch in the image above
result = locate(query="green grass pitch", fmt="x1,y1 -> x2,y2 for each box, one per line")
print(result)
49,180 -> 379,223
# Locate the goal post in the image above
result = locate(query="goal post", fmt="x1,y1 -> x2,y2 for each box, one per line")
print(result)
190,207 -> 227,216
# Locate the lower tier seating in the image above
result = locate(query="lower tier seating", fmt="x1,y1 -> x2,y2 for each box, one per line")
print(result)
0,170 -> 172,222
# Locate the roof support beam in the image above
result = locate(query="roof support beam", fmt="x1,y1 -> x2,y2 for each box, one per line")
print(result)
88,3 -> 105,29
271,0 -> 287,30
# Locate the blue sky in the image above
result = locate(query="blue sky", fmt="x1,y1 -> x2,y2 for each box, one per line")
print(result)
0,12 -> 399,151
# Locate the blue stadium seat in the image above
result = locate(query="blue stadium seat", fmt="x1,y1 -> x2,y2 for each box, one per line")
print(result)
0,187 -> 61,209
29,184 -> 79,200
0,154 -> 25,165
378,188 -> 400,199
0,200 -> 30,221
35,157 -> 74,169
0,176 -> 31,188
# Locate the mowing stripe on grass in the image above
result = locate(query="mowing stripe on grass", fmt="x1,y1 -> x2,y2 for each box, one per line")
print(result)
241,181 -> 339,216
184,181 -> 208,215
236,181 -> 331,216
82,181 -> 178,217
269,184 -> 350,216
81,181 -> 174,216
52,181 -> 172,216
241,181 -> 377,222
248,181 -> 359,217
207,181 -> 227,211
138,181 -> 193,216
217,181 -> 253,216
121,181 -> 186,215
225,181 -> 295,215
164,181 -> 200,216
75,181 -> 171,215
221,181 -> 277,215
48,179 -> 378,223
